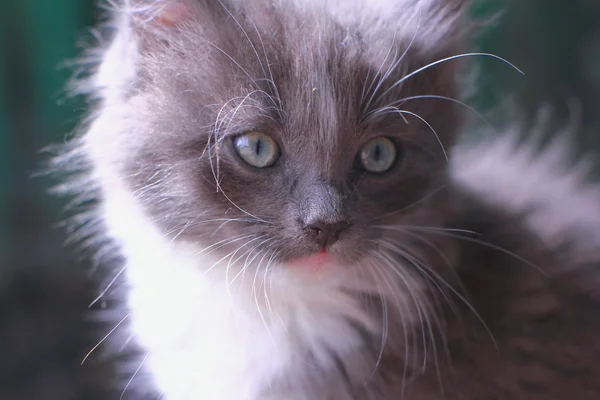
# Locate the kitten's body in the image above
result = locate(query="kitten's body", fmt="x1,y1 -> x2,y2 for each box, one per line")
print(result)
59,0 -> 600,399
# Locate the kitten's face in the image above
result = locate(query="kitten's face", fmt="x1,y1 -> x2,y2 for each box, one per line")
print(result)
116,1 -> 463,279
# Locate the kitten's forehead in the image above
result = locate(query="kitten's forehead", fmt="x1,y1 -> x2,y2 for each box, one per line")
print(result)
230,0 -> 470,55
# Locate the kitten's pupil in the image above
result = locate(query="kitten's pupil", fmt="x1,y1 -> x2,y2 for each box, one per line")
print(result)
373,144 -> 382,161
255,138 -> 262,156
359,137 -> 397,173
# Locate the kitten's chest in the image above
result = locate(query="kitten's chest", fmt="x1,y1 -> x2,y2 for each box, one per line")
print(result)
125,250 -> 374,400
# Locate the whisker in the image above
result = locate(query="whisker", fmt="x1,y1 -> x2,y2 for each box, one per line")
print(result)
379,52 -> 524,100
225,235 -> 270,289
372,250 -> 428,371
378,245 -> 444,373
194,233 -> 256,258
81,312 -> 130,365
372,260 -> 413,397
120,352 -> 149,400
373,185 -> 447,220
368,94 -> 491,128
89,264 -> 127,307
395,226 -> 542,274
252,249 -> 277,345
394,109 -> 448,161
378,235 -> 497,350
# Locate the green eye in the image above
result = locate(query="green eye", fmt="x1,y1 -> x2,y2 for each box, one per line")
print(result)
233,131 -> 280,168
359,137 -> 397,174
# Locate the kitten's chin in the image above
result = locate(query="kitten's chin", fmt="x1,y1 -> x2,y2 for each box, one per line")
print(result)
286,250 -> 335,271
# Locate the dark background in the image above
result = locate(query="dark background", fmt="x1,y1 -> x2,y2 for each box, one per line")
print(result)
0,1 -> 599,399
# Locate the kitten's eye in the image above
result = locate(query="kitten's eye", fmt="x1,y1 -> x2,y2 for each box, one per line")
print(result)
233,131 -> 280,168
359,137 -> 397,174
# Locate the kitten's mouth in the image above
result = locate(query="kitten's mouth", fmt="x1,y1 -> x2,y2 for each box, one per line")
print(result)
288,250 -> 333,270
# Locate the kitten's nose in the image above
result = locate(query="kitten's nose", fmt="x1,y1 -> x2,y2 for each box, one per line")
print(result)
307,221 -> 350,249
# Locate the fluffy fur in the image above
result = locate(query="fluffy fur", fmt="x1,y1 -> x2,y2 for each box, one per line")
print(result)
56,1 -> 600,399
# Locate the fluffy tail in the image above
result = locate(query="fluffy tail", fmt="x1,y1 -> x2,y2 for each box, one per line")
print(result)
451,121 -> 600,262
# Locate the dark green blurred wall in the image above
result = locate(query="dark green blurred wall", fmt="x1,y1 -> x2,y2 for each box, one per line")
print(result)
0,1 -> 93,264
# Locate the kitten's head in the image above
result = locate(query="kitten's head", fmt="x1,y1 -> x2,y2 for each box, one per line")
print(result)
89,0 -> 472,288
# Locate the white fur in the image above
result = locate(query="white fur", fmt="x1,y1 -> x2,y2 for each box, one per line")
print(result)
97,173 -> 386,400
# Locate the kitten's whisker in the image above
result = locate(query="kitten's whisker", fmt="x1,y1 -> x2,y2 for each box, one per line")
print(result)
167,214 -> 205,242
378,246 -> 445,388
89,264 -> 127,307
224,235 -> 267,277
202,235 -> 264,277
380,52 -> 524,100
397,226 -> 480,236
394,109 -> 448,161
120,352 -> 149,400
399,230 -> 468,302
118,333 -> 136,353
369,94 -> 491,128
378,236 -> 497,351
379,239 -> 452,327
373,185 -> 447,220
370,258 -> 413,397
81,312 -> 130,365
362,260 -> 392,382
393,226 -> 543,274
194,233 -> 256,258
379,249 -> 439,373
372,250 -> 428,371
229,238 -> 276,287
262,250 -> 280,323
228,236 -> 271,270
252,249 -> 277,345
167,218 -> 258,239
225,235 -> 270,291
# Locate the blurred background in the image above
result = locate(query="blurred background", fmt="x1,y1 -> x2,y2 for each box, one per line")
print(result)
0,0 -> 599,399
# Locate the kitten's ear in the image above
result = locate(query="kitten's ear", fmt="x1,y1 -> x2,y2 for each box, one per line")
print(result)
124,0 -> 236,47
149,2 -> 189,27
124,1 -> 195,32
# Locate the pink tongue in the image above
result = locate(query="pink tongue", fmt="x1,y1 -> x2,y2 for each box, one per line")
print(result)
289,251 -> 331,269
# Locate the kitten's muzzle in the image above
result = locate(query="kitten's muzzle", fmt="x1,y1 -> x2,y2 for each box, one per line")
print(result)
307,221 -> 350,249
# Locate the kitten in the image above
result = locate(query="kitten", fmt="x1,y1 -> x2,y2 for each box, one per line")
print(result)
55,0 -> 600,399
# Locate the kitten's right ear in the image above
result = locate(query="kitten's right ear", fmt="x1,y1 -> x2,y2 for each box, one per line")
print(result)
124,0 -> 234,49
